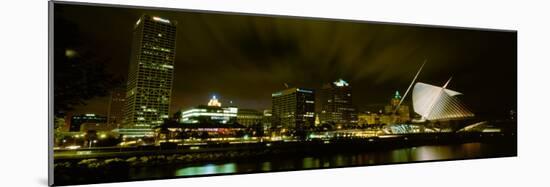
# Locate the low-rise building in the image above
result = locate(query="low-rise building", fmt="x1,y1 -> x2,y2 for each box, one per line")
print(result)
176,96 -> 238,124
237,109 -> 263,127
69,114 -> 107,132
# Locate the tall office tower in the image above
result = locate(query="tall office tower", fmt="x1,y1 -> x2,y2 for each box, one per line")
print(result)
271,88 -> 315,132
107,88 -> 126,129
124,15 -> 177,134
319,79 -> 357,128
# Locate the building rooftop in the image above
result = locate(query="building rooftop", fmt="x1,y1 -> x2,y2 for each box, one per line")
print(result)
272,87 -> 314,97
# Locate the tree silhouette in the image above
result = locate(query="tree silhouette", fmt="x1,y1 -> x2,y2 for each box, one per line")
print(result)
53,15 -> 120,117
252,123 -> 264,137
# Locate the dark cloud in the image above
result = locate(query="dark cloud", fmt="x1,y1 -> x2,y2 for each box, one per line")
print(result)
57,3 -> 516,119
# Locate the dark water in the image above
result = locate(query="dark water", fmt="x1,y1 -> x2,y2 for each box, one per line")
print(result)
127,142 -> 515,179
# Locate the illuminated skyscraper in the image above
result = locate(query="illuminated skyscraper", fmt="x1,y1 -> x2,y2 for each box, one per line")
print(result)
319,79 -> 357,127
124,15 -> 177,135
271,88 -> 315,132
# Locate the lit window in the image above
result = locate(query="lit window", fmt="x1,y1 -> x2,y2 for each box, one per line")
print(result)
65,49 -> 77,58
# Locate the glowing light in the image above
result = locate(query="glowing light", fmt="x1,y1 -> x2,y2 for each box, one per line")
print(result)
394,90 -> 402,99
144,108 -> 157,112
65,49 -> 77,58
151,46 -> 171,52
135,18 -> 141,27
152,16 -> 170,24
296,88 -> 313,93
66,145 -> 81,150
181,109 -> 207,115
225,107 -> 238,113
208,95 -> 222,107
76,151 -> 92,155
333,79 -> 349,87
181,112 -> 237,118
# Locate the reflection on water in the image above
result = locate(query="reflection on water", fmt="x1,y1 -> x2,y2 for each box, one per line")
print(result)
164,142 -> 513,177
175,163 -> 236,176
261,162 -> 271,171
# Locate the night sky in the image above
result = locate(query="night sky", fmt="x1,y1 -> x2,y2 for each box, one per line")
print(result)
55,3 -> 517,119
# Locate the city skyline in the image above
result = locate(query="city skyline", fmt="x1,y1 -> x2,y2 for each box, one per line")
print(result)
51,3 -> 517,185
56,4 -> 516,119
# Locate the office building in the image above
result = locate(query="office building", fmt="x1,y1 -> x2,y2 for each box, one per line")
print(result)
357,111 -> 381,126
107,88 -> 126,128
69,114 -> 107,132
124,15 -> 177,135
237,109 -> 263,127
271,88 -> 315,131
177,96 -> 238,124
319,79 -> 357,127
